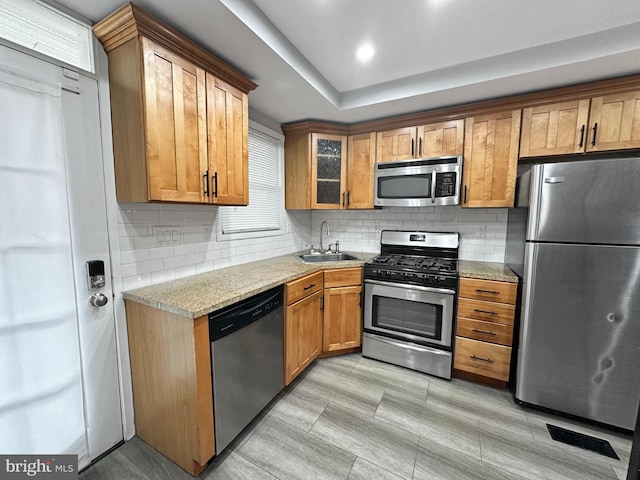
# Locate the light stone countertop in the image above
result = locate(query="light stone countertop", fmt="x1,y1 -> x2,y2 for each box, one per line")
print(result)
123,251 -> 375,318
459,260 -> 518,283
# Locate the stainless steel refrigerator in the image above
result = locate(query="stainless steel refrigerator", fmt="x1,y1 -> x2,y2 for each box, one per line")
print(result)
506,157 -> 640,430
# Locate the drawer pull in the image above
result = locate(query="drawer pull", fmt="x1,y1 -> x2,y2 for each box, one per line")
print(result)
475,289 -> 500,295
470,355 -> 494,363
472,328 -> 496,336
473,308 -> 498,316
303,283 -> 316,291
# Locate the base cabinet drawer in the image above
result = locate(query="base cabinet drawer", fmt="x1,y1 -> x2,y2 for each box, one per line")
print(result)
454,337 -> 511,381
286,271 -> 323,305
457,298 -> 515,325
459,278 -> 517,304
456,317 -> 513,346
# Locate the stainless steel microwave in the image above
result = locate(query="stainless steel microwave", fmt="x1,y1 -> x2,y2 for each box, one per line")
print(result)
374,155 -> 463,207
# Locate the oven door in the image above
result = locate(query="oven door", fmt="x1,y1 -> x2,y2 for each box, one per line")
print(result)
363,279 -> 454,347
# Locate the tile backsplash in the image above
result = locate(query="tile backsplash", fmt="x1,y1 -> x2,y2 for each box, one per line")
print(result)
310,206 -> 508,262
117,203 -> 311,291
117,203 -> 508,291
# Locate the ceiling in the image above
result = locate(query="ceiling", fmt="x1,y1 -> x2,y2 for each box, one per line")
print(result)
54,0 -> 640,128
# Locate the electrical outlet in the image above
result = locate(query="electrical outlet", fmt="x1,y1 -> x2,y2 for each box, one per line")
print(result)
152,225 -> 181,246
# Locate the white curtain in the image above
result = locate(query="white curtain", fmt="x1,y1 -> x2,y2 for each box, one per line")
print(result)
0,64 -> 89,458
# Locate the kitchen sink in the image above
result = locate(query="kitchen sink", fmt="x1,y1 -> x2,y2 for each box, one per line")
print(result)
298,253 -> 359,263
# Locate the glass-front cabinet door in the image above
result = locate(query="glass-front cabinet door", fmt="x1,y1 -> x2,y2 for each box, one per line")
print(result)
311,133 -> 347,209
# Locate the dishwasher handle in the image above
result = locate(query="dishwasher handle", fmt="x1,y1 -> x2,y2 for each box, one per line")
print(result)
209,285 -> 283,341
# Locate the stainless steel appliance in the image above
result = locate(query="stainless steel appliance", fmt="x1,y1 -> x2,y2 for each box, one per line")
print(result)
374,155 -> 463,207
363,231 -> 459,379
209,285 -> 284,452
506,157 -> 640,430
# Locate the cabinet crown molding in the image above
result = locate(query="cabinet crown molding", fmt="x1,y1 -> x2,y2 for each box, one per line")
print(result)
281,120 -> 349,136
93,2 -> 258,94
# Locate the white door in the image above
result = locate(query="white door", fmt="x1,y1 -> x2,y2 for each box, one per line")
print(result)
0,44 -> 122,467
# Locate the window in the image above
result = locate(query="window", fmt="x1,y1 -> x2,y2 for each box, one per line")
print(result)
0,0 -> 94,72
218,122 -> 284,239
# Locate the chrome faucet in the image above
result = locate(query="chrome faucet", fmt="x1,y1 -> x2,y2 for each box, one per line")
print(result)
319,221 -> 331,253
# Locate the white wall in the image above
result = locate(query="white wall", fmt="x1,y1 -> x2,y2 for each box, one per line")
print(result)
311,206 -> 508,263
117,203 -> 311,290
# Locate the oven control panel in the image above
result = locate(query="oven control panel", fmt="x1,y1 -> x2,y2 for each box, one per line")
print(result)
364,267 -> 457,289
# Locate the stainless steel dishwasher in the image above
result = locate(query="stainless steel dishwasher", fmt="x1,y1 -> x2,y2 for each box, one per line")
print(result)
209,285 -> 284,453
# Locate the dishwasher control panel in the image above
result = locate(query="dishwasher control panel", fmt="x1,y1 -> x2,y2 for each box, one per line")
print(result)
209,285 -> 283,341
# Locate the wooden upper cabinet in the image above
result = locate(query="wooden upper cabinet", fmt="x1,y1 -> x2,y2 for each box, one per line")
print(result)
347,133 -> 376,209
520,90 -> 640,157
93,3 -> 256,204
311,133 -> 348,209
206,75 -> 249,205
587,91 -> 640,152
520,100 -> 590,157
463,110 -> 521,208
376,127 -> 417,162
417,120 -> 465,158
143,39 -> 208,203
376,120 -> 464,163
283,123 -> 371,210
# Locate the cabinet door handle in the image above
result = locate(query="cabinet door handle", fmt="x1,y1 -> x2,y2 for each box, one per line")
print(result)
464,185 -> 468,204
591,122 -> 598,146
347,191 -> 351,206
578,125 -> 585,148
475,289 -> 500,295
470,355 -> 494,363
473,308 -> 498,316
303,283 -> 316,291
342,192 -> 346,206
419,137 -> 423,157
203,170 -> 210,197
411,138 -> 415,157
472,328 -> 497,336
212,172 -> 218,198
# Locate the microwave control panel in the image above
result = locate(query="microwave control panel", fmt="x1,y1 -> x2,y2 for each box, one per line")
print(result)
435,172 -> 457,197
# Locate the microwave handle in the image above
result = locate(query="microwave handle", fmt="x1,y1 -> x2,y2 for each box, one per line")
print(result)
431,170 -> 436,203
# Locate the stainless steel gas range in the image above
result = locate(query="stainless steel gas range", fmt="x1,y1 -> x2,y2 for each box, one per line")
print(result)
362,230 -> 459,379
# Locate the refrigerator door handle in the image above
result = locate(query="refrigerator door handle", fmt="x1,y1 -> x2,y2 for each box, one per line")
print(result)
544,177 -> 565,184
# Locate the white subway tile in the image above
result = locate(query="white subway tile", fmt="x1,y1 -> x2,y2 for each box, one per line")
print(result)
120,263 -> 137,277
133,210 -> 160,223
134,235 -> 155,249
160,210 -> 184,222
164,256 -> 187,269
186,252 -> 206,265
174,244 -> 196,256
120,249 -> 150,265
195,261 -> 215,274
175,265 -> 196,279
122,274 -> 151,291
151,269 -> 176,284
149,245 -> 175,260
137,259 -> 165,275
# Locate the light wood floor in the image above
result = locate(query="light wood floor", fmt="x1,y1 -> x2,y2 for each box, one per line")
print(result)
81,354 -> 632,480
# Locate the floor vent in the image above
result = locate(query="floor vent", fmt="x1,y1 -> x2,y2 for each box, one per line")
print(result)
546,424 -> 619,460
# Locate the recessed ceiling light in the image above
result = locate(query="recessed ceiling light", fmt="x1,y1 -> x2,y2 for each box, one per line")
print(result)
356,43 -> 375,63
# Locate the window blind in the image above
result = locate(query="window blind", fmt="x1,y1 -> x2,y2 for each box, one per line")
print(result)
220,128 -> 283,234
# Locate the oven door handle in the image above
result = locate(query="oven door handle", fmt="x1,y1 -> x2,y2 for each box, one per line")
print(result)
364,333 -> 451,355
364,279 -> 456,295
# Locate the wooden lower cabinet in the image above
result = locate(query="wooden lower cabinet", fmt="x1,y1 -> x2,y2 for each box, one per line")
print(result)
454,337 -> 511,382
454,277 -> 518,384
284,273 -> 324,385
125,301 -> 214,476
322,267 -> 363,353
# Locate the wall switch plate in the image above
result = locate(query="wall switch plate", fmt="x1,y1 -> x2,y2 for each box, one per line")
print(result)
152,225 -> 181,246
